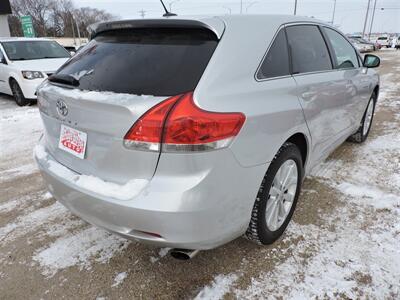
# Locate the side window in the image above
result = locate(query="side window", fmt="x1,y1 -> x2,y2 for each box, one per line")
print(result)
286,25 -> 332,74
324,28 -> 359,69
257,29 -> 290,79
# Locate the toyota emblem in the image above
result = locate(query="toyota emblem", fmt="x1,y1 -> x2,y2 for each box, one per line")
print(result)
56,100 -> 68,117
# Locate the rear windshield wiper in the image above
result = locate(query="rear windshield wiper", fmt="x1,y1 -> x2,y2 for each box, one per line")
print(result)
48,73 -> 80,87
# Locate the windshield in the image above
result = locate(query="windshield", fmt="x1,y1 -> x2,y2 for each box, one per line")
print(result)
53,28 -> 218,96
2,41 -> 70,61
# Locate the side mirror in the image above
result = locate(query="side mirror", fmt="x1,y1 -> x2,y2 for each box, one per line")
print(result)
363,54 -> 380,68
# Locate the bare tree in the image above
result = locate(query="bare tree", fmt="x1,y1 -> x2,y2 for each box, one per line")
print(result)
73,7 -> 115,37
9,0 -> 116,37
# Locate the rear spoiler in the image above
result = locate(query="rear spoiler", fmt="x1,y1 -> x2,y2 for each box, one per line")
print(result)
88,19 -> 223,40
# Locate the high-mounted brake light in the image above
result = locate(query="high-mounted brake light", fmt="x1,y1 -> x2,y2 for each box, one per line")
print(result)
123,92 -> 245,152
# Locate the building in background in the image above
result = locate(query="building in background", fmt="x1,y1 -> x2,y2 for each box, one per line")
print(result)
0,0 -> 11,37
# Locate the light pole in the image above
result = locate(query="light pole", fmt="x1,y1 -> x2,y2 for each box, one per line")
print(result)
294,0 -> 298,15
362,0 -> 371,38
331,0 -> 337,24
240,0 -> 243,14
169,0 -> 180,12
246,1 -> 258,13
368,0 -> 377,40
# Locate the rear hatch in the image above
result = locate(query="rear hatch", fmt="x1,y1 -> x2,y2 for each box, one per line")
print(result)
37,22 -> 220,184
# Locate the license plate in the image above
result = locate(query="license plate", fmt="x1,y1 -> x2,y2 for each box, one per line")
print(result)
58,125 -> 87,159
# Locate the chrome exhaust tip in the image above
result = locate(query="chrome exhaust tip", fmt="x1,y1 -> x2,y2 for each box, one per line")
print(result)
169,248 -> 200,260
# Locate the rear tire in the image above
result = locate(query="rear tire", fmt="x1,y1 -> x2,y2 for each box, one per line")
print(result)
347,93 -> 376,143
10,79 -> 31,106
246,142 -> 303,245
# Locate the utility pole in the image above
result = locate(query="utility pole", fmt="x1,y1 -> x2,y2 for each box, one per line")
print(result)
362,0 -> 371,38
75,18 -> 81,47
240,0 -> 243,14
368,0 -> 377,40
331,0 -> 337,24
294,0 -> 298,15
71,16 -> 76,47
139,9 -> 146,18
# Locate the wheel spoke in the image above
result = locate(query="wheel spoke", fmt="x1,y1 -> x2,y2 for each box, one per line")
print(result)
278,199 -> 286,217
266,201 -> 278,229
281,163 -> 295,189
266,198 -> 275,213
265,159 -> 299,231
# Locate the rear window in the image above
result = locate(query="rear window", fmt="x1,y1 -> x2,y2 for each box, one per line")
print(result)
54,28 -> 218,96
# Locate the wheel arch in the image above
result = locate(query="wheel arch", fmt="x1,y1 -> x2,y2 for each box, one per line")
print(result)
373,85 -> 379,101
8,76 -> 18,88
285,132 -> 309,167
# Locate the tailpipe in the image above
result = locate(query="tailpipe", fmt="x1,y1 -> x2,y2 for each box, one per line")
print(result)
169,248 -> 200,260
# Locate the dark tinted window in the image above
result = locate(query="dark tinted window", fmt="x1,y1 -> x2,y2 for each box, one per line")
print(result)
286,25 -> 332,74
55,28 -> 218,96
2,41 -> 70,60
258,29 -> 290,79
324,28 -> 359,69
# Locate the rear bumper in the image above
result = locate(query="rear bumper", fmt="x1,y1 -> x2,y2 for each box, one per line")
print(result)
34,138 -> 267,250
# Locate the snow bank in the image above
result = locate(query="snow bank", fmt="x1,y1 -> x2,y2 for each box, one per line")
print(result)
34,145 -> 148,201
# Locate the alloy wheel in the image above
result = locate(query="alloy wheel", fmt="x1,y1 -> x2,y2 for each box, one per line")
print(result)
265,159 -> 298,231
363,99 -> 374,136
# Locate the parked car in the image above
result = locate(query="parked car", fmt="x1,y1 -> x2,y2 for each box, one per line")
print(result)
0,37 -> 70,106
34,15 -> 380,260
376,35 -> 390,48
392,36 -> 400,49
350,39 -> 374,53
353,37 -> 379,51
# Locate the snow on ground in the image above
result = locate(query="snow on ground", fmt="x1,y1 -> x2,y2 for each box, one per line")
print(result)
195,273 -> 239,300
0,98 -> 133,278
0,105 -> 42,163
111,271 -> 128,288
33,227 -> 130,277
0,201 -> 66,244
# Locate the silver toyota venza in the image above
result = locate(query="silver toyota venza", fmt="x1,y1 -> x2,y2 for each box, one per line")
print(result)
34,15 -> 380,259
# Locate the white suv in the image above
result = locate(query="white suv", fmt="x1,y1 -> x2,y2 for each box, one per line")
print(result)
0,37 -> 70,106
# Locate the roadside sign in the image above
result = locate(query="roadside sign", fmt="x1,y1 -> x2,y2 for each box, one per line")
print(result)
20,15 -> 35,38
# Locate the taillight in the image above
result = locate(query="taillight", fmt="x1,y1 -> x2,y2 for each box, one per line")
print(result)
123,95 -> 181,151
124,92 -> 245,152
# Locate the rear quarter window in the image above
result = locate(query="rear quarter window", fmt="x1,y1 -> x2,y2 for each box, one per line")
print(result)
257,29 -> 290,80
54,28 -> 218,96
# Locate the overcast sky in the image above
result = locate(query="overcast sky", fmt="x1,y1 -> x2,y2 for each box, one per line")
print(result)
73,0 -> 399,34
